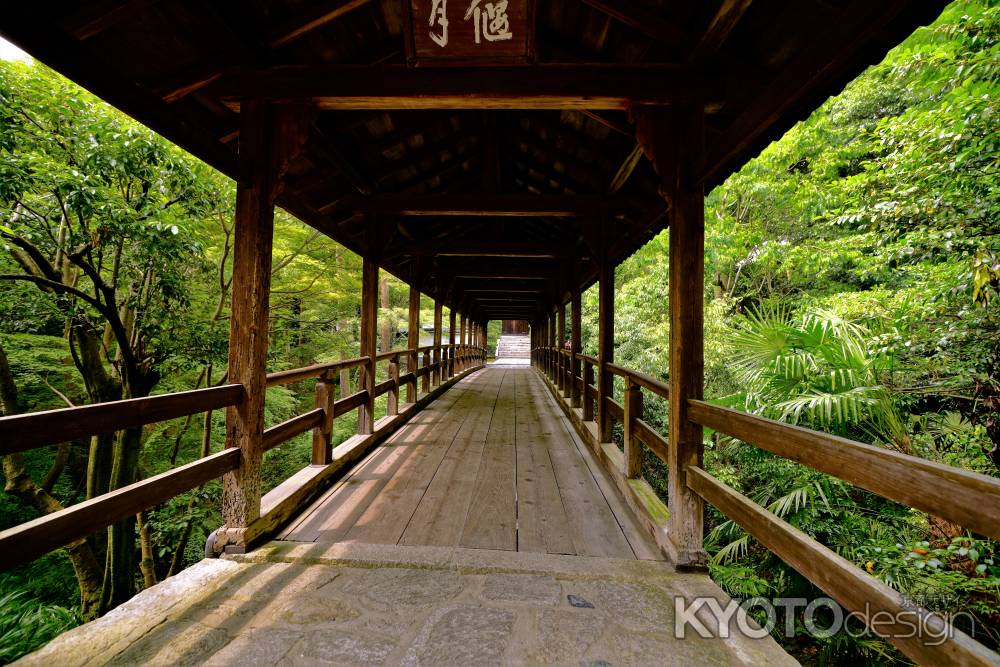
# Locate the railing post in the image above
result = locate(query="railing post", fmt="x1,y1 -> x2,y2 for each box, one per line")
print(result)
339,352 -> 351,400
422,349 -> 431,394
571,291 -> 582,408
433,301 -> 443,386
624,379 -> 643,478
448,309 -> 456,377
583,359 -> 594,421
312,371 -> 334,465
358,252 -> 378,435
387,355 -> 399,416
557,304 -> 566,393
221,100 -> 311,552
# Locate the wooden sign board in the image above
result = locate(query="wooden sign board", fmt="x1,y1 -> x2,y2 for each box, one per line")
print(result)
407,0 -> 534,65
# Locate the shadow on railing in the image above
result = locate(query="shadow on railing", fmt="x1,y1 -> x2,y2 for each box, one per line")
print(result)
0,343 -> 487,571
531,345 -> 1000,665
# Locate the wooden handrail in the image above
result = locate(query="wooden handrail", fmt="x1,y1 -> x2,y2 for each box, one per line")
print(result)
605,363 -> 669,399
576,352 -> 598,365
634,418 -> 668,463
686,466 -> 996,665
0,384 -> 244,456
0,448 -> 240,571
334,390 -> 369,418
688,400 -> 1000,541
373,378 -> 396,398
374,349 -> 406,362
266,357 -> 368,387
263,408 -> 325,452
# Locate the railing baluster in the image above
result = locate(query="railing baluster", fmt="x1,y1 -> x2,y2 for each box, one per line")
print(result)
311,371 -> 335,465
583,358 -> 594,422
623,379 -> 643,478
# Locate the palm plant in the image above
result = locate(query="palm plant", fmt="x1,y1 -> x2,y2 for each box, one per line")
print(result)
727,304 -> 910,451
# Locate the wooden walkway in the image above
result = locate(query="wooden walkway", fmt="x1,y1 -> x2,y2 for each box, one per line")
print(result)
279,367 -> 662,560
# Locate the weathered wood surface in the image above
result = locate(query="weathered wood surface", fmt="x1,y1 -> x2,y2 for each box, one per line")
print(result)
279,368 -> 658,559
689,400 -> 1000,541
686,466 -> 999,666
0,384 -> 242,455
0,449 -> 240,571
264,408 -> 325,453
266,357 -> 367,387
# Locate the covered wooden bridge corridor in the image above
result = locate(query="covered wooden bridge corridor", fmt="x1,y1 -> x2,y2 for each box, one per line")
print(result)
3,0 -> 1000,664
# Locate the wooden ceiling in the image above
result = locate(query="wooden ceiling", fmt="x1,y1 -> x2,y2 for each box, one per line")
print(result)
1,0 -> 947,321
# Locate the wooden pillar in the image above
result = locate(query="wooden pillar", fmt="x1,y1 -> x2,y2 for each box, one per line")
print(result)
571,291 -> 582,407
597,244 -> 615,443
433,301 -> 443,386
407,284 -> 420,403
556,305 -> 566,392
358,253 -> 378,435
460,315 -> 467,371
221,100 -> 311,549
637,104 -> 707,568
448,308 -> 457,377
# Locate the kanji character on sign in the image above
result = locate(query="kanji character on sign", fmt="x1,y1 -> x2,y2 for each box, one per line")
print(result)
429,0 -> 449,47
464,0 -> 513,44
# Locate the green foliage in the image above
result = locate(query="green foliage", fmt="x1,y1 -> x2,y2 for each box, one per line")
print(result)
0,591 -> 79,663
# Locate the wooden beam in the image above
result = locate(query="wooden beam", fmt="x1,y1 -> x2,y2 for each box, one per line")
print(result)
404,241 -> 572,259
689,0 -> 755,64
220,65 -> 720,111
699,0 -> 918,185
343,194 -> 625,217
269,0 -> 374,48
580,0 -> 687,44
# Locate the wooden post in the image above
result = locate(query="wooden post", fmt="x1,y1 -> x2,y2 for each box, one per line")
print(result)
583,359 -> 594,421
407,283 -> 420,403
460,315 -> 467,371
637,104 -> 707,567
556,305 -> 566,392
339,351 -> 351,399
387,356 -> 399,416
571,291 -> 582,408
624,379 -> 643,478
312,372 -> 335,465
422,349 -> 431,394
547,315 -> 555,379
433,301 -> 443,386
448,308 -> 457,377
358,253 -> 378,435
221,100 -> 311,550
597,243 -> 615,443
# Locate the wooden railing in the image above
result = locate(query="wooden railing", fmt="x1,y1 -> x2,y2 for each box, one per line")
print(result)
0,343 -> 487,572
531,345 -> 1000,665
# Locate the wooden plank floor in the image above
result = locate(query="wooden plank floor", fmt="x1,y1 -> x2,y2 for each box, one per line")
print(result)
278,367 -> 663,560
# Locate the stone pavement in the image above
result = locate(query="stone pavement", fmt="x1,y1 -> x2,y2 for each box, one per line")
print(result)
18,542 -> 796,666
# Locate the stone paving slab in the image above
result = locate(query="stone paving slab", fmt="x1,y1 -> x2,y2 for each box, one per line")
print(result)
18,541 -> 797,666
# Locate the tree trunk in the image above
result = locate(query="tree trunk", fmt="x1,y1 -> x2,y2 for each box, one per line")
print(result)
136,511 -> 157,589
0,342 -> 104,619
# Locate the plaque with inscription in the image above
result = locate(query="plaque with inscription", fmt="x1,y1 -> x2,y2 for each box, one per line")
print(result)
408,0 -> 533,65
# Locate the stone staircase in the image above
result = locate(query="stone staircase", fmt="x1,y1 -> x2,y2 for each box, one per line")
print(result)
496,334 -> 530,359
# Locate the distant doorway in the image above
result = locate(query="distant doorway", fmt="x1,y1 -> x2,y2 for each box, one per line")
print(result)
501,320 -> 529,335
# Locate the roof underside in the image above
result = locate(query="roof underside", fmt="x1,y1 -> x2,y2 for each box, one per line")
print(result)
1,0 -> 947,320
